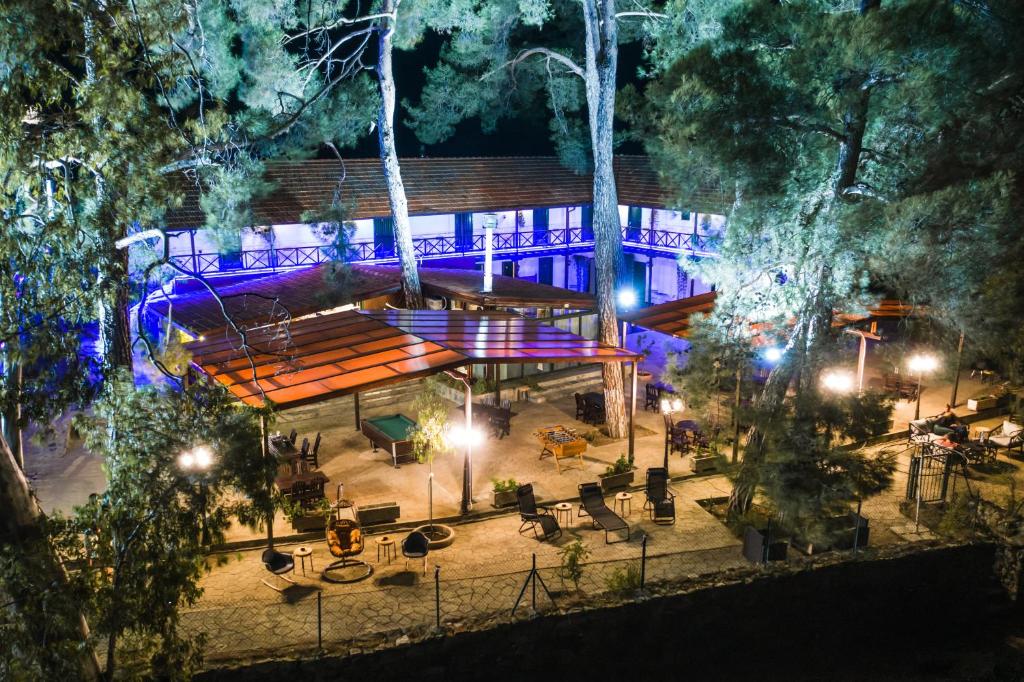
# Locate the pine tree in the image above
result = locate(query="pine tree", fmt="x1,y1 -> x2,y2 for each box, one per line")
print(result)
408,0 -> 669,438
645,0 -> 1021,513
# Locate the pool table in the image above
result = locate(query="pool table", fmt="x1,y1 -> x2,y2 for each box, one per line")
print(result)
361,414 -> 418,468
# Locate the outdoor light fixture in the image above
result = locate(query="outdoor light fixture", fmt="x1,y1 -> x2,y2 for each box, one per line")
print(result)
907,353 -> 939,420
482,213 -> 497,294
447,424 -> 484,449
764,347 -> 783,363
179,445 -> 214,471
821,370 -> 855,394
660,397 -> 684,414
617,288 -> 638,309
907,354 -> 938,374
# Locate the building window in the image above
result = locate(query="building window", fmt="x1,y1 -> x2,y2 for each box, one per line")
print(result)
533,208 -> 549,245
455,212 -> 474,250
373,216 -> 395,258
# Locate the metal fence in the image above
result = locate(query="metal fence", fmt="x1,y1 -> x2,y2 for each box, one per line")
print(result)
167,226 -> 718,275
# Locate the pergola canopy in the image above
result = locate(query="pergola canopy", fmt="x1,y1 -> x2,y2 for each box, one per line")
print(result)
187,309 -> 638,409
621,291 -> 919,340
153,264 -> 595,336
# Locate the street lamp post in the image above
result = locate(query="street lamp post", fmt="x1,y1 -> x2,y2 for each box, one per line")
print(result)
907,354 -> 939,421
178,445 -> 214,546
660,396 -> 684,470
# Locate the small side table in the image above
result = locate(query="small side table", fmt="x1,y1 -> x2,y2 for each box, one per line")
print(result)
614,492 -> 633,517
553,502 -> 573,528
974,425 -> 993,441
377,536 -> 397,564
293,545 -> 314,576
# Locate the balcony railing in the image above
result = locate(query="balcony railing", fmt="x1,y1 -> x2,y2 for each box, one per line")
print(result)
168,226 -> 717,275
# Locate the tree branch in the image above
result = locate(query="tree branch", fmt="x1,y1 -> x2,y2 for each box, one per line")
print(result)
481,47 -> 584,82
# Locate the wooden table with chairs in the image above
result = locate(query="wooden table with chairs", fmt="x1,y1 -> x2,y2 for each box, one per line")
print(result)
574,392 -> 606,425
535,426 -> 588,473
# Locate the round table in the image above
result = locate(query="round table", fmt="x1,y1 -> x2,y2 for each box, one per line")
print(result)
553,502 -> 573,527
614,492 -> 633,517
377,536 -> 397,564
292,545 -> 314,575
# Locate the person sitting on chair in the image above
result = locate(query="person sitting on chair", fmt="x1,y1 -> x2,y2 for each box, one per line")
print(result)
936,404 -> 968,443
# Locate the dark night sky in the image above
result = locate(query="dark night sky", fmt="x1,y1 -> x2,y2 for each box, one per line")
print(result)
345,35 -> 647,159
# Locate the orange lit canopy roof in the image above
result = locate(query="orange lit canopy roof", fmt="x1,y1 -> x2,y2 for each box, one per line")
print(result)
619,292 -> 718,338
621,292 -> 918,340
187,309 -> 638,409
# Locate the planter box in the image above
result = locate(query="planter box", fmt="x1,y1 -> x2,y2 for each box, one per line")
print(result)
492,489 -> 518,509
967,396 -> 998,411
356,501 -> 400,526
290,513 -> 327,532
690,455 -> 718,474
742,526 -> 788,563
600,470 -> 635,492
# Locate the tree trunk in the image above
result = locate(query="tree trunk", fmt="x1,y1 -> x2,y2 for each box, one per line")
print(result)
0,433 -> 100,679
376,0 -> 423,309
1,361 -> 24,470
97,246 -> 133,378
583,0 -> 627,438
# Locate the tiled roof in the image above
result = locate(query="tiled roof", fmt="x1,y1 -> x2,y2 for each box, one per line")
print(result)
186,309 -> 637,409
163,156 -> 728,230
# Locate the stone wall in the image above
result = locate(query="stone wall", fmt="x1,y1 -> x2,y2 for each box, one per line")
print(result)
199,543 -> 1018,681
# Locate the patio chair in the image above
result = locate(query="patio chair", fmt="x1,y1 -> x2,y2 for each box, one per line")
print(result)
402,531 -> 430,574
490,406 -> 512,440
644,383 -> 659,412
577,482 -> 629,544
307,433 -> 321,469
643,467 -> 676,524
299,437 -> 311,466
323,518 -> 373,583
584,397 -> 606,425
516,484 -> 561,541
663,414 -> 689,456
574,393 -> 587,422
260,548 -> 296,592
288,428 -> 298,445
981,420 -> 1024,455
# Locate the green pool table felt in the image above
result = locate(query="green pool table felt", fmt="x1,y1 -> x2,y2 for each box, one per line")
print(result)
365,414 -> 417,441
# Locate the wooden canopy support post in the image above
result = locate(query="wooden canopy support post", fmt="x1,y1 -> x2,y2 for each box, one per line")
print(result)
493,365 -> 501,406
353,392 -> 360,431
950,331 -> 965,407
844,328 -> 882,394
628,361 -> 637,465
260,413 -> 275,549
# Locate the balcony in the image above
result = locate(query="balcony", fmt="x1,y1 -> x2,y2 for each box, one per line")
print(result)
169,226 -> 717,275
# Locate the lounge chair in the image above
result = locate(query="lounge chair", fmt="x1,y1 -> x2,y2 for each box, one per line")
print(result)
982,420 -> 1024,455
643,467 -> 676,524
909,418 -> 953,445
577,482 -> 629,544
402,531 -> 430,573
516,484 -> 561,541
260,548 -> 296,592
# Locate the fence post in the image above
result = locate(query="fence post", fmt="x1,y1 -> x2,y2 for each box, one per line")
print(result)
640,534 -> 647,589
317,590 -> 322,651
434,565 -> 441,630
531,554 -> 537,611
852,498 -> 863,555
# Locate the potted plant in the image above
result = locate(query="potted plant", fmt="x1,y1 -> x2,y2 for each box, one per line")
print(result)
599,454 -> 635,492
491,478 -> 519,508
690,449 -> 718,474
636,334 -> 656,382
